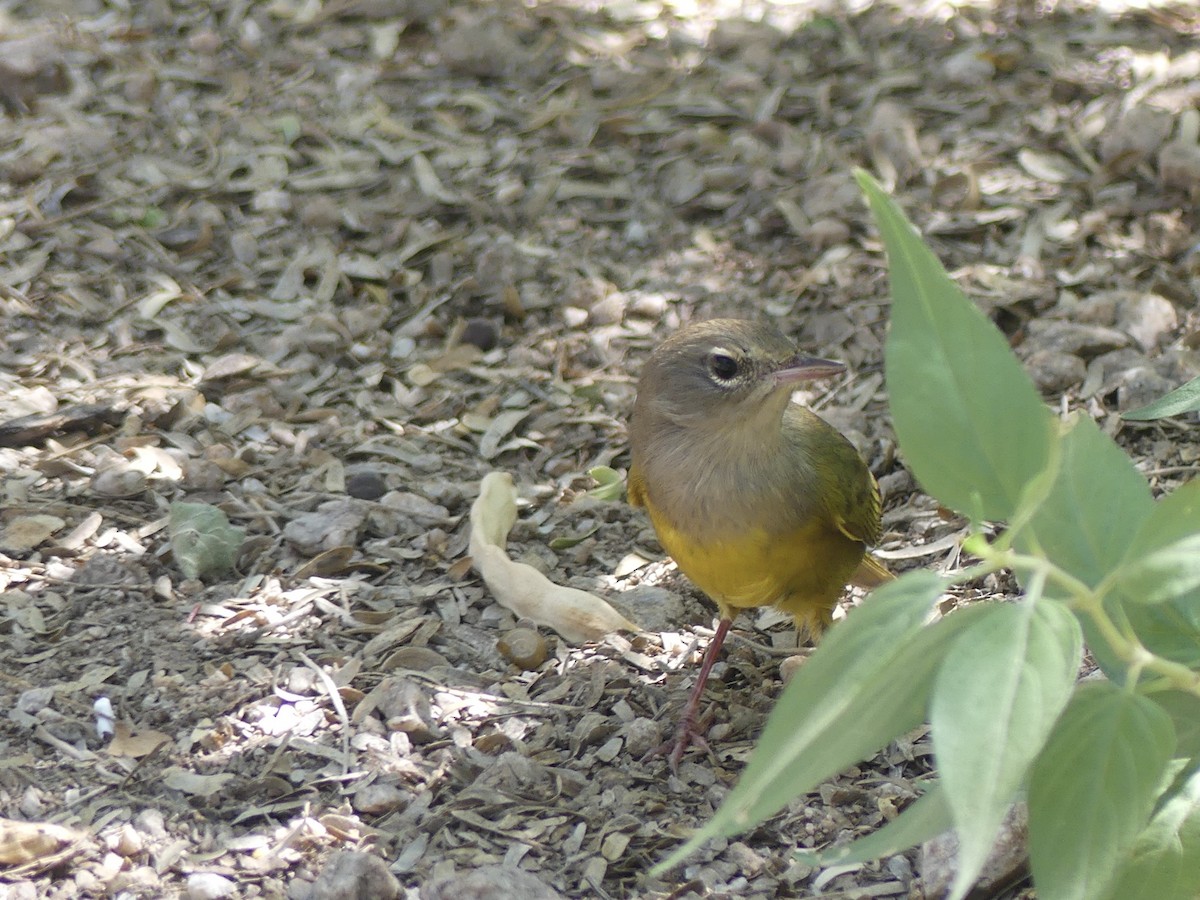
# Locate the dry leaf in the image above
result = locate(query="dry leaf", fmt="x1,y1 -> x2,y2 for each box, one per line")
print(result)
106,721 -> 172,758
0,818 -> 80,866
162,767 -> 235,798
0,514 -> 64,553
468,472 -> 639,643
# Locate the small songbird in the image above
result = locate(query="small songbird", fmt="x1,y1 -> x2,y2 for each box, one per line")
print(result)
628,319 -> 890,770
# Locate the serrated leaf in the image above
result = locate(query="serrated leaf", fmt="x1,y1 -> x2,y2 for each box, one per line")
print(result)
1122,375 -> 1200,420
931,600 -> 1082,900
654,572 -> 958,872
857,170 -> 1054,523
795,781 -> 952,867
1106,760 -> 1200,900
1028,683 -> 1176,900
168,502 -> 245,581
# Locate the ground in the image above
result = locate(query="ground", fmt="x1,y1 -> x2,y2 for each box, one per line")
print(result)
0,1 -> 1198,898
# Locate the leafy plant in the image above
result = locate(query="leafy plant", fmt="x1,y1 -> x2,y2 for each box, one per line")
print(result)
1123,375 -> 1200,421
169,501 -> 245,581
653,171 -> 1200,900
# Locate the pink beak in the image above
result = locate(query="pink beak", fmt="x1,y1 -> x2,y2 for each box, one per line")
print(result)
771,355 -> 846,387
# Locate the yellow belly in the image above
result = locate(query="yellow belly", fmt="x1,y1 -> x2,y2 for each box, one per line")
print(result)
642,497 -> 864,639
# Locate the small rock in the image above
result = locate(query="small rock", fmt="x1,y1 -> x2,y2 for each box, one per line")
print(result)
920,802 -> 1027,899
283,499 -> 367,555
1159,138 -> 1200,192
438,20 -> 526,79
379,491 -> 450,525
461,317 -> 500,352
1024,319 -> 1132,359
133,809 -> 167,840
420,865 -> 564,900
186,872 -> 237,900
624,219 -> 650,246
352,782 -> 410,816
309,851 -> 400,900
726,841 -> 768,878
1070,291 -> 1119,326
1117,368 -> 1176,413
607,585 -> 683,633
629,292 -> 668,318
346,471 -> 387,501
1026,349 -> 1086,394
804,217 -> 851,249
619,717 -> 663,759
375,676 -> 441,742
300,195 -> 342,229
110,823 -> 144,858
589,291 -> 626,326
1099,105 -> 1172,173
780,654 -> 808,683
1116,292 -> 1178,351
941,46 -> 995,86
91,466 -> 147,499
16,687 -> 55,715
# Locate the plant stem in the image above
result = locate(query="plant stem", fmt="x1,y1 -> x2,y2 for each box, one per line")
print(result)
976,544 -> 1200,698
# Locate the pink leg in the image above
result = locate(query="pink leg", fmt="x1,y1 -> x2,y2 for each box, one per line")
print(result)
658,617 -> 732,772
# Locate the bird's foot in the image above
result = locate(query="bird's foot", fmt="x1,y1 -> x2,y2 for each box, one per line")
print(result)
642,709 -> 715,773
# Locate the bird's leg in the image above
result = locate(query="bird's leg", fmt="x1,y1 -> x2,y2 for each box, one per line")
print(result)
645,617 -> 733,772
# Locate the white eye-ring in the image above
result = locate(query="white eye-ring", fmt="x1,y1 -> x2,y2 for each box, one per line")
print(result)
707,350 -> 740,382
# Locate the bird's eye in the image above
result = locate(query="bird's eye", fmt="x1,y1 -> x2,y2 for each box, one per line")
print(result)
708,351 -> 740,382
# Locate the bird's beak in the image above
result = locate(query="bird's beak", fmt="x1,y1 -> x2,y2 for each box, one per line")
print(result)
771,355 -> 846,387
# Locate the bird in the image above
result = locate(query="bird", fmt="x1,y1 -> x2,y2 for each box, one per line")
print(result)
627,318 -> 890,770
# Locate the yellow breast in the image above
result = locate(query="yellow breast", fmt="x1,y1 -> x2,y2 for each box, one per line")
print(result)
638,488 -> 865,639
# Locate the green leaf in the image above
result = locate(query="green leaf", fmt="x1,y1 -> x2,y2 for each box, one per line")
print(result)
1123,375 -> 1200,420
1114,535 -> 1200,605
653,571 -> 951,872
169,501 -> 245,581
587,465 -> 625,501
1126,603 -> 1200,670
795,781 -> 952,867
931,601 -> 1082,899
1153,692 -> 1200,758
1018,415 -> 1153,588
548,525 -> 600,550
1028,683 -> 1176,900
1106,761 -> 1200,900
857,170 -> 1054,523
1112,480 -> 1200,605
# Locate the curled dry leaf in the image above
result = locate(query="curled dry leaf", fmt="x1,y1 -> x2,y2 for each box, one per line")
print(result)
469,472 -> 639,643
0,818 -> 80,866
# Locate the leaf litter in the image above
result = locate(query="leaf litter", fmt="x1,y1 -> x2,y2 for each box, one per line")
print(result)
0,1 -> 1197,898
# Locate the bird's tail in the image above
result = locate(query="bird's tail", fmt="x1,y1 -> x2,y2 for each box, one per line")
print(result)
851,553 -> 894,588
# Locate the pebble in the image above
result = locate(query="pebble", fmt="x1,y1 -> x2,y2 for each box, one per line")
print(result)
420,864 -> 564,900
346,471 -> 387,501
1026,349 -> 1086,393
186,873 -> 236,900
309,851 -> 400,900
352,782 -> 410,816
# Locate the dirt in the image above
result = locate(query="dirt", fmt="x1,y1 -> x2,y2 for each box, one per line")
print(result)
0,1 -> 1197,897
